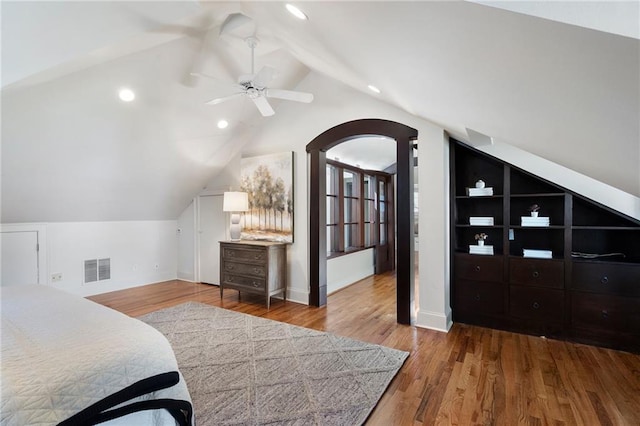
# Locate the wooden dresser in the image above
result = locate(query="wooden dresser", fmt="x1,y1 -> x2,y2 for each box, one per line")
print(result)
219,240 -> 287,308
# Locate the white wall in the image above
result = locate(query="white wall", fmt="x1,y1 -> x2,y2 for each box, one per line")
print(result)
327,249 -> 375,294
44,220 -> 178,296
177,201 -> 195,281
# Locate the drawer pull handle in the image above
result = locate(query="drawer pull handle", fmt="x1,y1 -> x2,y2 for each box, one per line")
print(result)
253,281 -> 259,288
475,294 -> 481,301
475,265 -> 481,272
601,310 -> 609,319
253,268 -> 259,274
228,277 -> 234,282
532,302 -> 540,310
227,265 -> 234,270
532,271 -> 539,278
601,276 -> 608,284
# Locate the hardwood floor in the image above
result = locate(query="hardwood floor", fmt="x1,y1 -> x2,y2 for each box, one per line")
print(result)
89,273 -> 640,425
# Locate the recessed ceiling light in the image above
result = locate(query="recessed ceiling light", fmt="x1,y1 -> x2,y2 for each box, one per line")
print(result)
367,85 -> 381,94
217,119 -> 229,129
118,88 -> 135,102
286,4 -> 308,20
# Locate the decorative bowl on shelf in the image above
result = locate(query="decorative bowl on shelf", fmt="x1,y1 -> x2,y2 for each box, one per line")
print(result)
475,180 -> 485,188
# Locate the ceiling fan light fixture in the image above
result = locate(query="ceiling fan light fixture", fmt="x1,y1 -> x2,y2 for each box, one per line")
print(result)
367,85 -> 381,94
118,88 -> 135,102
217,119 -> 229,129
286,4 -> 308,20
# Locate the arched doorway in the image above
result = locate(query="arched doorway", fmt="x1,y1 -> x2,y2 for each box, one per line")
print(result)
306,119 -> 418,324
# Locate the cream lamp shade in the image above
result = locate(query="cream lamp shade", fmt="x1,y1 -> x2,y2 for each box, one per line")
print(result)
223,192 -> 249,241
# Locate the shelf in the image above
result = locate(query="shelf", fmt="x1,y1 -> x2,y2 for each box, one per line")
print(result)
455,195 -> 503,200
511,193 -> 565,198
510,225 -> 565,230
456,224 -> 503,228
573,226 -> 640,231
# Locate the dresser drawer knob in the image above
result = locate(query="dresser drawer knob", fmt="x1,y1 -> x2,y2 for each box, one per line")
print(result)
252,281 -> 259,288
253,268 -> 259,274
475,294 -> 481,301
228,277 -> 234,282
601,310 -> 609,319
227,265 -> 234,270
475,265 -> 481,272
600,276 -> 609,284
532,302 -> 540,310
532,271 -> 539,278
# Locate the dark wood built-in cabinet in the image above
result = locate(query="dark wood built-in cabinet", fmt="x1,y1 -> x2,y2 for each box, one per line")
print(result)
219,241 -> 287,309
450,140 -> 640,352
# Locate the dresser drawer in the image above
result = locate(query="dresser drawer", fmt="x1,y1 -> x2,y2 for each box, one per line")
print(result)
454,254 -> 503,283
223,261 -> 266,278
454,280 -> 504,316
222,246 -> 267,263
572,262 -> 640,297
509,258 -> 564,289
510,286 -> 564,323
571,292 -> 640,334
223,274 -> 266,291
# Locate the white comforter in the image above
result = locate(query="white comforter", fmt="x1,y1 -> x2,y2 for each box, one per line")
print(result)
0,285 -> 192,425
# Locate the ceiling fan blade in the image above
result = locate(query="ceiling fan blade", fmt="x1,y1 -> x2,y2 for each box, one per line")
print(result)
191,72 -> 245,91
265,89 -> 314,103
251,66 -> 277,89
206,92 -> 244,105
251,95 -> 275,116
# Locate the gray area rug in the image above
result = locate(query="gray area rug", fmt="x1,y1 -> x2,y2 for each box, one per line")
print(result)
140,302 -> 408,425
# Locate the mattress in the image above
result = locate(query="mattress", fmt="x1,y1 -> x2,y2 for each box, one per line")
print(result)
0,285 -> 193,425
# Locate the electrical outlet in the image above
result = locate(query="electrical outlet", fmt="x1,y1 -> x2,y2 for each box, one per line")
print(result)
51,273 -> 63,282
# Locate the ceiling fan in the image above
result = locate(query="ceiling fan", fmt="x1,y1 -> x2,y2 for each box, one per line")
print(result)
193,36 -> 314,116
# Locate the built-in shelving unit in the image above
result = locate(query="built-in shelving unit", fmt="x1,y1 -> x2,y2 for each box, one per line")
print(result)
450,140 -> 640,353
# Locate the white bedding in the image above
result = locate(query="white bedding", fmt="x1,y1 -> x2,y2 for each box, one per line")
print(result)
0,285 -> 193,425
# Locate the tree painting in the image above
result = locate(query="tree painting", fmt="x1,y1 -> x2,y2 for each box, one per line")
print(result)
240,152 -> 294,243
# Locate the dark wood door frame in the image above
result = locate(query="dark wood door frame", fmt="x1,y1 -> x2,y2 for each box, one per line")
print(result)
306,119 -> 418,324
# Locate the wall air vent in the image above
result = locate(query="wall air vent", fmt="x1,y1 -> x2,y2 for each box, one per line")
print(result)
84,258 -> 111,283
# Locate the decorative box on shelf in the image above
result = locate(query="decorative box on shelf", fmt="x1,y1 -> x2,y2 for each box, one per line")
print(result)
523,248 -> 552,259
469,245 -> 494,255
521,216 -> 550,227
469,216 -> 494,226
466,187 -> 494,197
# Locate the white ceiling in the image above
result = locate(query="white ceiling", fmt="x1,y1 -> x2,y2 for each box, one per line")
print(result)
2,1 -> 638,222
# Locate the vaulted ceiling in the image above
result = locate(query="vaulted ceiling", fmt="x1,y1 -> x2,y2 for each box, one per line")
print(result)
2,1 -> 638,222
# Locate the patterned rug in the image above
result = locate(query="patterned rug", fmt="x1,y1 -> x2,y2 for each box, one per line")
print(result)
139,302 -> 408,425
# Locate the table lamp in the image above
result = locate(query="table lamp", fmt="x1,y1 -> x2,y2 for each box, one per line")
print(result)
223,191 -> 249,241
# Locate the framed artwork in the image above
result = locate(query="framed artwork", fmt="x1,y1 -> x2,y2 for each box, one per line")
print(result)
240,152 -> 294,243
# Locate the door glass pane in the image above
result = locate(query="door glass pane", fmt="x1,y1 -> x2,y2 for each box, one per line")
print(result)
344,170 -> 356,196
379,180 -> 386,201
327,225 -> 339,254
344,198 -> 357,223
380,202 -> 386,224
380,223 -> 387,244
364,223 -> 371,247
326,196 -> 338,225
364,175 -> 375,199
344,224 -> 358,250
326,165 -> 337,196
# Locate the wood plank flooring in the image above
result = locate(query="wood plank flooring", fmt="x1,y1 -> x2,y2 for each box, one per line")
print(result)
89,273 -> 640,425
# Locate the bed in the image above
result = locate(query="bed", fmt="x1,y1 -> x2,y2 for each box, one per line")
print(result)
0,285 -> 193,425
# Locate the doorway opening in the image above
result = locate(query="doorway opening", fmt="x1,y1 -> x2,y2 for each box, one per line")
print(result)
306,119 -> 418,324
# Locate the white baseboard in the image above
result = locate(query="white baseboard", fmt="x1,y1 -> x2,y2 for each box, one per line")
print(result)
416,309 -> 453,332
285,287 -> 309,305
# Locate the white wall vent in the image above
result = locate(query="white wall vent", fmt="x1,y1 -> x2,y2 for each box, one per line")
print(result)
84,258 -> 111,283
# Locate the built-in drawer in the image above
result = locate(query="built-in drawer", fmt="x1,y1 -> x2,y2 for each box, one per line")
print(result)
222,247 -> 267,263
509,286 -> 564,323
571,292 -> 640,334
454,280 -> 504,316
223,274 -> 266,291
509,258 -> 564,289
454,254 -> 503,283
572,262 -> 640,297
223,261 -> 266,278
